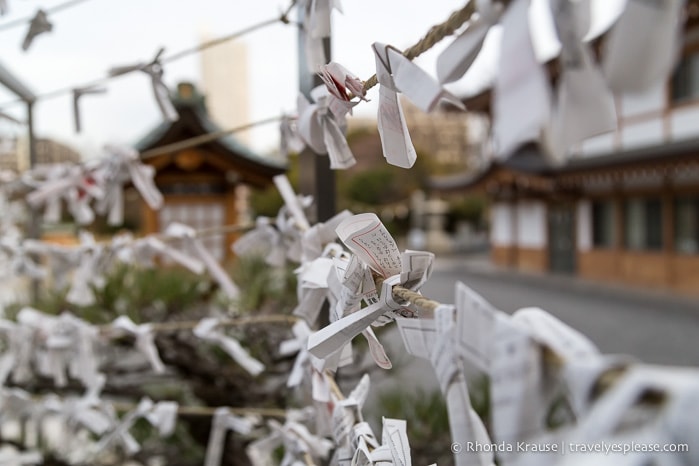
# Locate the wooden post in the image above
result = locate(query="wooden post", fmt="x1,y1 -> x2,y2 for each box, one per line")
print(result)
297,5 -> 335,223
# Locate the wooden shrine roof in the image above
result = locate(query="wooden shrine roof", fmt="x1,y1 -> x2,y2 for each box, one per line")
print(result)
135,83 -> 285,188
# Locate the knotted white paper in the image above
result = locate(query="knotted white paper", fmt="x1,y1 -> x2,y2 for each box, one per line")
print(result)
307,214 -> 434,360
194,317 -> 265,376
273,174 -> 311,232
297,86 -> 356,169
204,408 -> 258,466
318,62 -> 367,106
165,223 -> 240,299
94,146 -> 163,225
110,315 -> 166,373
279,320 -> 320,388
353,417 -> 412,466
232,217 -> 286,267
26,164 -> 103,225
91,398 -> 154,456
66,232 -> 106,306
280,115 -> 306,159
372,41 -> 464,168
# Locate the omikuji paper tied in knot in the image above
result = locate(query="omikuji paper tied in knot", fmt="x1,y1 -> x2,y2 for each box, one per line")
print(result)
318,62 -> 367,105
271,417 -> 334,464
144,401 -> 179,437
204,408 -> 258,466
307,213 -> 434,360
246,408 -> 319,466
372,41 -> 464,169
279,114 -> 306,159
353,417 -> 412,466
165,223 -> 240,299
273,174 -> 311,232
331,374 -> 370,447
194,318 -> 265,376
307,277 -> 403,361
15,308 -> 102,389
297,86 -> 357,169
91,398 -> 156,456
233,217 -> 286,267
26,164 -> 103,225
110,316 -> 166,373
279,320 -> 312,387
66,232 -> 107,306
0,238 -> 45,280
94,146 -> 163,225
328,253 -> 392,369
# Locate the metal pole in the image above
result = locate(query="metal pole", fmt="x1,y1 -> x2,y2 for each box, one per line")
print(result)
27,102 -> 41,300
0,61 -> 39,301
297,8 -> 335,223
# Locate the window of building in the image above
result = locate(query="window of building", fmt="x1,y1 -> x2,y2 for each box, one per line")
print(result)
675,197 -> 699,254
671,52 -> 699,103
591,200 -> 616,248
624,198 -> 663,251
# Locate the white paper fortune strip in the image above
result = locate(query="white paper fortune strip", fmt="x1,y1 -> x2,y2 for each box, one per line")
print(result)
110,315 -> 166,374
164,223 -> 240,299
193,318 -> 265,376
492,0 -> 551,159
372,41 -> 464,169
297,85 -> 357,169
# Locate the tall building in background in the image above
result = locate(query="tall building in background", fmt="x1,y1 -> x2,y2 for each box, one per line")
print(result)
199,37 -> 251,146
0,135 -> 80,172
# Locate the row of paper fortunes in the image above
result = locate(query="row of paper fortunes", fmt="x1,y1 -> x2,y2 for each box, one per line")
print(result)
1,178 -> 699,465
2,0 -> 684,175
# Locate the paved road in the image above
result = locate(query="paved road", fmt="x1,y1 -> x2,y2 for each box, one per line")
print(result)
421,256 -> 699,367
359,254 -> 699,413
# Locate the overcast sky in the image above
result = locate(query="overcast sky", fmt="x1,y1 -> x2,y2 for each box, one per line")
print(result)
0,0 -> 622,158
0,0 -> 477,158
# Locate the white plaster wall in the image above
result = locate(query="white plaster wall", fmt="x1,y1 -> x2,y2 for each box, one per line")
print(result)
577,200 -> 592,252
580,132 -> 615,157
620,83 -> 665,117
490,202 -> 513,246
670,106 -> 699,141
620,118 -> 664,150
516,201 -> 546,248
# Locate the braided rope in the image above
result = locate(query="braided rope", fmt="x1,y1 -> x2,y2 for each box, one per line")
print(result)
361,1 -> 477,93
